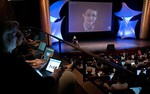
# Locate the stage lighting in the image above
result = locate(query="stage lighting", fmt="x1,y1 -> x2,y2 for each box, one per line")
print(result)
114,2 -> 141,39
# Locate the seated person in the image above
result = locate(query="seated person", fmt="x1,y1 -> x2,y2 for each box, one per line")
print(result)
103,73 -> 128,93
0,20 -> 76,94
15,29 -> 75,70
13,30 -> 35,59
27,38 -> 41,48
139,67 -> 150,94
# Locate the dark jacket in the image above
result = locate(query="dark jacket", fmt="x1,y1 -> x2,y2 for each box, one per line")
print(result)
0,52 -> 55,94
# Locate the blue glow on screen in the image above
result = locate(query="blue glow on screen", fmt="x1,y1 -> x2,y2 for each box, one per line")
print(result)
49,1 -> 142,41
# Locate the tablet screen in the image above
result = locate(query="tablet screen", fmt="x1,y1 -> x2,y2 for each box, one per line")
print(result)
46,58 -> 61,73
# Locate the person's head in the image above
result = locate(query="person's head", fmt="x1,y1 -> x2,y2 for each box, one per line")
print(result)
82,8 -> 98,27
16,30 -> 24,46
0,20 -> 19,53
117,73 -> 127,83
11,21 -> 25,46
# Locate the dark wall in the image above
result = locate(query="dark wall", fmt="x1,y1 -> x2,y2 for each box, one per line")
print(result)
10,0 -> 41,28
10,0 -> 144,41
0,0 -> 16,21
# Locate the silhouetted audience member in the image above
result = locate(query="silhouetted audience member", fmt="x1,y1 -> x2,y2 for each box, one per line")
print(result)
139,67 -> 150,94
0,20 -> 76,94
12,21 -> 35,60
103,73 -> 128,93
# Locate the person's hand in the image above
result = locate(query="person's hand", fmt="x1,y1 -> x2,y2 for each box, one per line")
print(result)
27,39 -> 34,44
26,59 -> 45,68
103,83 -> 111,90
32,59 -> 45,68
103,83 -> 108,87
52,68 -> 63,81
28,39 -> 40,46
27,48 -> 35,54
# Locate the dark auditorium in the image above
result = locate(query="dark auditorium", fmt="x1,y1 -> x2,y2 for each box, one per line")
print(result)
0,0 -> 150,94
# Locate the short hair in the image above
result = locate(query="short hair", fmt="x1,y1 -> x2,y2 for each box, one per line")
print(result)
0,20 -> 17,37
16,30 -> 24,40
83,6 -> 98,13
0,20 -> 19,48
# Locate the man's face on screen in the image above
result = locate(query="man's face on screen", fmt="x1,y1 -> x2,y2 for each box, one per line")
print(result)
83,8 -> 97,26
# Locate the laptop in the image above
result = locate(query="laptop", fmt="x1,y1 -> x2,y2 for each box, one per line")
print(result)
121,61 -> 126,66
35,41 -> 46,54
137,68 -> 146,75
37,58 -> 62,77
34,41 -> 47,58
38,47 -> 55,70
109,73 -> 114,80
130,87 -> 142,94
42,47 -> 55,61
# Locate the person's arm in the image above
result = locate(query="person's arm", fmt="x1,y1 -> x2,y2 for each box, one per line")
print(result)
51,68 -> 63,81
103,83 -> 112,90
26,59 -> 45,68
111,83 -> 128,90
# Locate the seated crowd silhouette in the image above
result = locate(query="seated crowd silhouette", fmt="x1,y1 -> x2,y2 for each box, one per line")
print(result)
63,47 -> 150,94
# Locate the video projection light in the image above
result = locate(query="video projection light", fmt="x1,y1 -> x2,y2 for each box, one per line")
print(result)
50,1 -> 142,42
114,2 -> 141,39
50,0 -> 68,43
